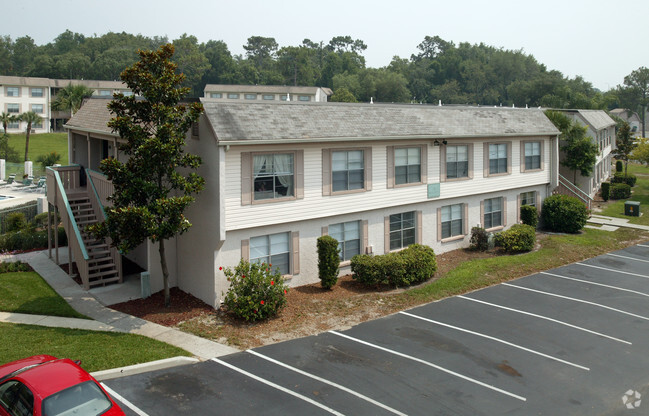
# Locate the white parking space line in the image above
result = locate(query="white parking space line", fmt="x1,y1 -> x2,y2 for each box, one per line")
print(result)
247,350 -> 407,416
101,383 -> 151,416
576,263 -> 649,279
607,253 -> 649,264
637,244 -> 649,248
541,271 -> 649,299
211,358 -> 346,416
329,330 -> 527,402
457,295 -> 631,345
399,311 -> 590,370
503,283 -> 649,322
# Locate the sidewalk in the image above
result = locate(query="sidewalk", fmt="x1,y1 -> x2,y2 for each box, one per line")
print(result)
587,214 -> 649,232
0,250 -> 239,360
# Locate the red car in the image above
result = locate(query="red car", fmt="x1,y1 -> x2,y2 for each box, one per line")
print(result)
0,355 -> 125,416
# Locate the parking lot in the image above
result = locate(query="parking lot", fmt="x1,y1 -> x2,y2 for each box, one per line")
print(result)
104,242 -> 649,415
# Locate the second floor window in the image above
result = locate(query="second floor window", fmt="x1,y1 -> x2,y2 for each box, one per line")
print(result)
30,88 -> 43,97
489,143 -> 508,175
254,154 -> 294,201
31,104 -> 44,114
6,87 -> 19,97
332,150 -> 364,192
7,104 -> 19,113
446,145 -> 469,179
524,142 -> 541,170
210,93 -> 222,98
395,147 -> 421,185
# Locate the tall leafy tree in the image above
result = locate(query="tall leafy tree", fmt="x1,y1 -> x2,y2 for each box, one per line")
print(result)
621,67 -> 649,138
614,121 -> 637,176
632,138 -> 649,166
51,84 -> 95,115
90,44 -> 204,307
20,111 -> 43,161
172,34 -> 211,96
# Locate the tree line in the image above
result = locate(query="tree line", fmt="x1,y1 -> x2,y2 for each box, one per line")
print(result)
0,30 -> 641,111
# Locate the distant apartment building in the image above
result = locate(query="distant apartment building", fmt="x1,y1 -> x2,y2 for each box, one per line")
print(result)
0,76 -> 131,134
203,84 -> 332,103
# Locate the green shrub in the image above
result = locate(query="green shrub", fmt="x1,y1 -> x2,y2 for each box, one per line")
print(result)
0,261 -> 31,273
610,183 -> 632,200
36,151 -> 62,170
611,172 -> 637,187
351,244 -> 436,287
6,212 -> 27,232
541,194 -> 588,233
470,227 -> 489,251
495,224 -> 536,253
222,259 -> 289,322
0,227 -> 67,252
317,236 -> 340,289
601,182 -> 610,201
616,160 -> 623,172
520,205 -> 538,228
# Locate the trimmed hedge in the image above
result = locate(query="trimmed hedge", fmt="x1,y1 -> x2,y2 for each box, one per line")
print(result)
611,172 -> 637,187
610,183 -> 631,200
495,224 -> 536,253
601,182 -> 610,201
317,235 -> 340,289
616,160 -> 623,172
0,227 -> 67,252
351,244 -> 437,287
520,205 -> 538,228
470,227 -> 489,251
541,194 -> 588,234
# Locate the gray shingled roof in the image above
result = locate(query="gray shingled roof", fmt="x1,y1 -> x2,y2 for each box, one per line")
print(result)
574,110 -> 616,130
65,98 -> 115,135
202,101 -> 559,143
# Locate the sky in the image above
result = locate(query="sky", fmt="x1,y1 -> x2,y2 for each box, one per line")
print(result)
4,0 -> 648,91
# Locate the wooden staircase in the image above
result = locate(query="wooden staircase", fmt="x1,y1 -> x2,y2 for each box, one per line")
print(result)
68,194 -> 120,287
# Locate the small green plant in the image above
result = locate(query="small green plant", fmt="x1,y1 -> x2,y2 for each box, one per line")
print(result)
6,212 -> 27,232
222,259 -> 289,322
616,160 -> 623,172
0,227 -> 67,252
317,235 -> 340,289
541,194 -> 589,233
601,182 -> 610,201
35,151 -> 62,170
470,227 -> 489,251
610,183 -> 632,200
520,205 -> 538,228
0,261 -> 31,273
495,224 -> 536,253
351,244 -> 436,287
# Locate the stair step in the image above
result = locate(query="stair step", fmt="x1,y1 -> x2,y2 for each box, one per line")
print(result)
89,264 -> 115,273
89,269 -> 120,278
88,276 -> 120,287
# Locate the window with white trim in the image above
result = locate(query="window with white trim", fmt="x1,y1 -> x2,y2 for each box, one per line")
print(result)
31,104 -> 44,114
489,143 -> 508,174
484,197 -> 503,229
262,94 -> 275,100
6,87 -> 19,97
390,211 -> 416,251
253,153 -> 294,201
245,93 -> 256,100
524,142 -> 541,170
30,88 -> 43,97
298,95 -> 310,101
395,147 -> 421,185
250,232 -> 290,275
8,120 -> 19,129
122,91 -> 133,96
280,95 -> 289,101
227,93 -> 239,99
446,145 -> 469,179
210,93 -> 222,98
332,150 -> 364,192
7,104 -> 19,114
98,90 -> 111,96
520,191 -> 536,207
330,221 -> 361,261
441,204 -> 463,239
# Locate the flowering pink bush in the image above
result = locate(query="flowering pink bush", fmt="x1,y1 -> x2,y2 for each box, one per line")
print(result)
222,259 -> 289,321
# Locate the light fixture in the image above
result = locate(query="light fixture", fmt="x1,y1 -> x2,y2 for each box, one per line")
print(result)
442,140 -> 448,145
433,140 -> 440,146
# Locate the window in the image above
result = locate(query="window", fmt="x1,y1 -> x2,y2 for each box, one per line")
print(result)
489,143 -> 508,174
520,191 -> 536,207
446,145 -> 469,179
98,90 -> 111,96
8,120 -> 19,129
298,95 -> 310,102
0,380 -> 34,416
31,104 -> 43,114
6,87 -> 19,97
332,150 -> 364,192
253,153 -> 294,201
262,94 -> 275,100
330,221 -> 361,261
42,381 -> 112,416
245,93 -> 257,100
122,90 -> 133,96
31,120 -> 43,129
250,232 -> 291,275
210,93 -> 222,98
395,147 -> 421,185
7,104 -> 19,114
227,93 -> 240,99
280,95 -> 289,101
524,142 -> 541,171
30,88 -> 43,97
389,211 -> 416,251
483,197 -> 503,229
441,204 -> 464,239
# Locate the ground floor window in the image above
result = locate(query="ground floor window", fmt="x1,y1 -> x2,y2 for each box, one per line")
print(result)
484,197 -> 503,229
520,191 -> 536,207
250,232 -> 290,275
389,211 -> 416,250
329,220 -> 361,261
441,204 -> 463,239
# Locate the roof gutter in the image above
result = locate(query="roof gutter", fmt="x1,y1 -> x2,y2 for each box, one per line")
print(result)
63,125 -> 119,138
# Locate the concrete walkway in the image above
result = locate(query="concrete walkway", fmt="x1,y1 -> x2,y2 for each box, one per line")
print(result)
0,250 -> 239,361
587,214 -> 649,232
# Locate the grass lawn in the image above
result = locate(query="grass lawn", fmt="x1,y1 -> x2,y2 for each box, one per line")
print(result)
0,323 -> 191,372
5,132 -> 68,177
599,163 -> 649,225
0,271 -> 88,319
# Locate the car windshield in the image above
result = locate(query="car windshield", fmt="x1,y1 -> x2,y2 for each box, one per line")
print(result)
42,381 -> 113,416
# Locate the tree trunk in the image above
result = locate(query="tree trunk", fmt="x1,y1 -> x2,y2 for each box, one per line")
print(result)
159,239 -> 171,307
24,124 -> 30,162
573,169 -> 577,186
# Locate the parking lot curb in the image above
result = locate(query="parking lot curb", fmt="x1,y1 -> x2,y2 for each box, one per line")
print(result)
91,356 -> 200,381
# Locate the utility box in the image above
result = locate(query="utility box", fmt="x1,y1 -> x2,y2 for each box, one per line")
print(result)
140,271 -> 151,298
625,201 -> 640,217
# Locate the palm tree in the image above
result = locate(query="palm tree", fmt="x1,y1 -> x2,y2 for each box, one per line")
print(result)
20,111 -> 42,161
51,83 -> 95,116
0,112 -> 17,135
